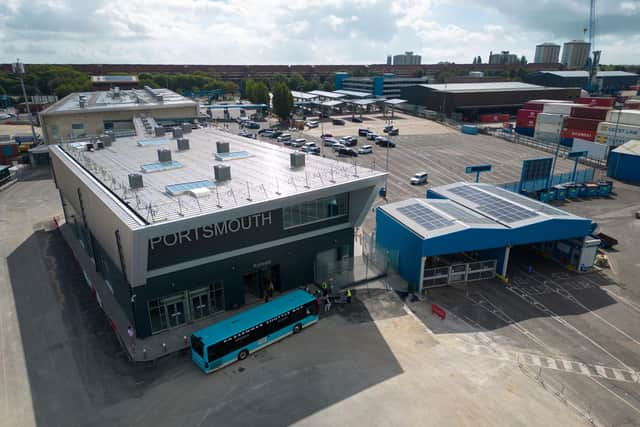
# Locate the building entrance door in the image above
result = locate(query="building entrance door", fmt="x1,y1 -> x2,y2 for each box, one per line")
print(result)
190,287 -> 211,320
243,265 -> 281,300
163,295 -> 186,328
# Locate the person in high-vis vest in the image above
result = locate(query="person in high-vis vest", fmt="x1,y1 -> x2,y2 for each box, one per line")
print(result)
321,281 -> 328,296
346,289 -> 352,304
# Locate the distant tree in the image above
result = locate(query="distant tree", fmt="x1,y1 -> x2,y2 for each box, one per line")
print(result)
415,69 -> 426,77
477,56 -> 482,64
322,80 -> 334,91
472,57 -> 477,65
272,82 -> 293,122
252,82 -> 270,105
520,56 -> 528,65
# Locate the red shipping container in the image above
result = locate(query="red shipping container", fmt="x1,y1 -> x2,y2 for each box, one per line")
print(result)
522,102 -> 545,112
570,106 -> 610,120
564,117 -> 601,131
624,101 -> 640,110
517,109 -> 539,120
479,113 -> 510,123
561,128 -> 596,141
577,97 -> 615,107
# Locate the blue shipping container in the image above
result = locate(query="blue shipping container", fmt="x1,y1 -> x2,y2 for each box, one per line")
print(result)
559,137 -> 573,147
515,127 -> 534,137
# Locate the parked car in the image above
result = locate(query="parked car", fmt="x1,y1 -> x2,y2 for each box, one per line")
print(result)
382,124 -> 394,133
305,120 -> 319,128
301,143 -> 320,154
375,137 -> 396,147
244,121 -> 260,129
332,118 -> 346,125
388,128 -> 399,136
352,117 -> 363,123
270,131 -> 283,139
277,133 -> 292,142
323,137 -> 339,146
410,172 -> 428,185
340,136 -> 357,146
358,128 -> 370,136
258,128 -> 273,135
291,138 -> 306,147
337,147 -> 358,157
358,145 -> 373,154
332,142 -> 346,151
320,133 -> 333,139
366,132 -> 379,141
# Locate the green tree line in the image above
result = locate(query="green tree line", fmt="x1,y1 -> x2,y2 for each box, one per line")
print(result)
0,65 -> 91,98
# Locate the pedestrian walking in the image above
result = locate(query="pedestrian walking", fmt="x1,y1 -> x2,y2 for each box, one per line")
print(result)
268,281 -> 275,298
323,295 -> 332,312
321,280 -> 329,297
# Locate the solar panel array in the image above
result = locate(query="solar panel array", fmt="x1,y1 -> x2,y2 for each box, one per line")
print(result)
479,185 -> 569,216
140,160 -> 183,173
215,151 -> 252,161
165,180 -> 215,196
448,186 -> 538,223
431,201 -> 495,225
137,138 -> 169,147
397,203 -> 455,231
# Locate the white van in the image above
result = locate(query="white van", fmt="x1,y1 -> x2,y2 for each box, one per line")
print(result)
277,133 -> 292,143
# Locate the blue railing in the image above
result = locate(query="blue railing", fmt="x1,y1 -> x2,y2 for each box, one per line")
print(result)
499,168 -> 595,193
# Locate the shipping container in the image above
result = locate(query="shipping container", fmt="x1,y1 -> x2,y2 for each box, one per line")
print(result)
607,141 -> 640,183
479,113 -> 510,123
534,129 -> 561,143
564,117 -> 601,131
577,97 -> 615,108
515,127 -> 534,137
597,121 -> 640,139
605,110 -> 640,126
624,100 -> 640,110
542,103 -> 581,115
561,128 -> 596,141
522,102 -> 545,112
559,137 -> 574,147
570,106 -> 610,121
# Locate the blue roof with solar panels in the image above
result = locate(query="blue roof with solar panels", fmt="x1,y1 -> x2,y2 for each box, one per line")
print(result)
377,182 -> 592,256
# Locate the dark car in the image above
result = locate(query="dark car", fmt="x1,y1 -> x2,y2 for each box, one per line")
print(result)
258,128 -> 273,134
375,137 -> 396,147
382,124 -> 394,133
321,133 -> 333,139
270,131 -> 283,139
332,119 -> 346,125
358,128 -> 370,136
388,128 -> 399,136
244,121 -> 260,129
352,117 -> 363,123
337,147 -> 358,157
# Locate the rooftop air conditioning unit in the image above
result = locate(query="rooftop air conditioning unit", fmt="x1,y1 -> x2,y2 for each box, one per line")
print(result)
181,123 -> 192,134
216,141 -> 230,153
128,173 -> 143,189
214,164 -> 231,182
157,148 -> 172,162
290,152 -> 305,168
154,126 -> 165,137
172,127 -> 183,139
177,138 -> 189,151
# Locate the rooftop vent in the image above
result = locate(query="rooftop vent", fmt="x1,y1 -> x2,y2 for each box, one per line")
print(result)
181,123 -> 192,134
128,173 -> 144,189
172,127 -> 183,139
154,126 -> 165,137
216,141 -> 230,153
157,148 -> 172,163
177,138 -> 190,151
290,152 -> 306,168
214,164 -> 231,182
79,99 -> 86,108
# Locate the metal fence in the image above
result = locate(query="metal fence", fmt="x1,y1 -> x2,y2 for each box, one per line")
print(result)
423,259 -> 496,289
499,168 -> 596,193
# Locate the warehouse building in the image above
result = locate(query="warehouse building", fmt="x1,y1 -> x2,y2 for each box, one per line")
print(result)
40,87 -> 198,143
335,73 -> 428,98
607,140 -> 640,183
400,82 -> 581,120
50,128 -> 386,339
524,70 -> 639,94
91,75 -> 140,90
376,182 -> 597,292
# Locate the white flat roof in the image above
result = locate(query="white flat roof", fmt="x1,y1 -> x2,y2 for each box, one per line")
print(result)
333,89 -> 372,98
291,91 -> 318,100
43,87 -> 196,115
418,82 -> 556,93
56,127 -> 385,224
308,90 -> 346,99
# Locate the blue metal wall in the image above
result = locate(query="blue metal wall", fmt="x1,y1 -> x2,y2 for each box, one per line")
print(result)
375,209 -> 423,287
608,152 -> 640,183
335,72 -> 349,90
373,76 -> 384,97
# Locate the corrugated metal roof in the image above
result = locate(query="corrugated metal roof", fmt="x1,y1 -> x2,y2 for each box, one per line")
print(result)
417,82 -> 552,93
541,71 -> 589,78
333,89 -> 372,98
612,139 -> 640,156
291,91 -> 317,100
308,90 -> 345,99
384,98 -> 407,105
597,71 -> 639,77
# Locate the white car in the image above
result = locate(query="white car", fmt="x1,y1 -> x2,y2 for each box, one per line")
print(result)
410,172 -> 428,185
332,142 -> 346,151
305,120 -> 319,128
358,145 -> 373,154
277,133 -> 292,142
291,138 -> 307,147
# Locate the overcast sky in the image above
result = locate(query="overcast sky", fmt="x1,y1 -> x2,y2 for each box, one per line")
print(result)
1,0 -> 638,65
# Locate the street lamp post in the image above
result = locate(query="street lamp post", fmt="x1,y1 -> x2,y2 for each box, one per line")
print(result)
12,60 -> 38,144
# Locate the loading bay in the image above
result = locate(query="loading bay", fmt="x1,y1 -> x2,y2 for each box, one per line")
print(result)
1,115 -> 639,427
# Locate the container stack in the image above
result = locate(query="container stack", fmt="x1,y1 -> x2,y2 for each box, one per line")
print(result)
479,113 -> 510,123
595,110 -> 640,147
515,100 -> 570,137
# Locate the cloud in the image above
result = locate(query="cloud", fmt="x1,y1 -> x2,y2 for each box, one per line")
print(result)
0,0 -> 637,64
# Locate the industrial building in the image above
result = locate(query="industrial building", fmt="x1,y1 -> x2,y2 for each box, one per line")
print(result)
49,127 -> 386,338
489,51 -> 519,65
561,40 -> 591,69
534,43 -> 561,64
40,87 -> 198,143
524,70 -> 639,94
91,75 -> 140,90
376,182 -> 597,292
392,52 -> 422,65
335,73 -> 428,98
400,82 -> 581,120
607,140 -> 640,183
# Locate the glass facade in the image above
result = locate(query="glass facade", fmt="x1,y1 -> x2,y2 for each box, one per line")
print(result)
283,193 -> 348,229
148,281 -> 225,334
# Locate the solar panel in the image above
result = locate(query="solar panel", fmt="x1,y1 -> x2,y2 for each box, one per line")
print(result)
215,151 -> 251,161
479,185 -> 569,216
140,160 -> 183,173
165,180 -> 215,196
431,201 -> 494,225
397,203 -> 455,231
448,186 -> 538,223
137,138 -> 169,146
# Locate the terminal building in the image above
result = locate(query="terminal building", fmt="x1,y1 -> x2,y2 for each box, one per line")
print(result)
376,182 -> 598,292
50,127 -> 386,338
335,72 -> 428,98
400,82 -> 581,120
40,87 -> 198,143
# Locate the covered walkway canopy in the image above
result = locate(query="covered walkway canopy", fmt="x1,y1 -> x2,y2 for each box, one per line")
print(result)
333,89 -> 372,99
376,182 -> 594,291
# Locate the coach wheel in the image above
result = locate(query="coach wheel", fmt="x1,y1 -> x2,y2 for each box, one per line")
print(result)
293,323 -> 302,334
238,349 -> 249,361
